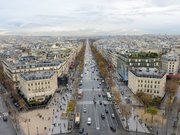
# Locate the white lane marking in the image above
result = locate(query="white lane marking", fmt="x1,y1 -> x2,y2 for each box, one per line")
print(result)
93,104 -> 100,130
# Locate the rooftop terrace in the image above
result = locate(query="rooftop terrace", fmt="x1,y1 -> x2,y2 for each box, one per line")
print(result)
126,52 -> 159,59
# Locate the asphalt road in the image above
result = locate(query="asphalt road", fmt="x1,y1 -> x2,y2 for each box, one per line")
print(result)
70,39 -> 147,135
0,94 -> 16,135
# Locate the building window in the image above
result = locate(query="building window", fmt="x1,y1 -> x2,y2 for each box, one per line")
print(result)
154,85 -> 156,88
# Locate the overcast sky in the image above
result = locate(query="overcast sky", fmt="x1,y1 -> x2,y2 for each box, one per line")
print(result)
0,0 -> 180,35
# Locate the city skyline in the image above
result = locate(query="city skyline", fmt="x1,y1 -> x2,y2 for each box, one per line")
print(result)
0,0 -> 180,36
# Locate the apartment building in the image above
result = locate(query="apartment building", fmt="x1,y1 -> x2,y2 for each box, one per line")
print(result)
19,71 -> 57,102
2,58 -> 63,83
117,52 -> 160,81
128,68 -> 166,97
161,51 -> 179,75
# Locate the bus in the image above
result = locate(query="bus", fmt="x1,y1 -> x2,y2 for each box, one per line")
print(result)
106,92 -> 112,101
75,112 -> 80,128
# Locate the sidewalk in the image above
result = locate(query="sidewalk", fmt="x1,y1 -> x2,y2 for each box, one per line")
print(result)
50,67 -> 81,135
48,92 -> 71,135
18,66 -> 80,135
112,74 -> 149,133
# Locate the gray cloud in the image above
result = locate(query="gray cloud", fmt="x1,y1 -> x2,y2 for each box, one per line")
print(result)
0,0 -> 180,35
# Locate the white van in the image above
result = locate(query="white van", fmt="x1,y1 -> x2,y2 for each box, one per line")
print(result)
87,117 -> 91,125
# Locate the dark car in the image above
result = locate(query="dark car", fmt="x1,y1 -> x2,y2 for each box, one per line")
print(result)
105,109 -> 108,113
110,126 -> 116,132
79,128 -> 84,134
3,115 -> 7,122
101,113 -> 105,119
99,101 -> 102,105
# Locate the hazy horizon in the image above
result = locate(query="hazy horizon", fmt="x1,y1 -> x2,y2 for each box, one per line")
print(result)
0,0 -> 180,36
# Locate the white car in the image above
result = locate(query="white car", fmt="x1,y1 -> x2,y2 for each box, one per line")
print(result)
111,113 -> 115,118
83,107 -> 86,113
87,117 -> 91,125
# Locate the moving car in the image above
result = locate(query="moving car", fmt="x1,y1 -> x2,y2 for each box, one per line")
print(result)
83,107 -> 86,113
101,113 -> 105,119
110,126 -> 116,132
3,115 -> 7,122
99,101 -> 102,105
87,117 -> 91,125
79,128 -> 84,134
105,109 -> 108,113
111,113 -> 115,118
